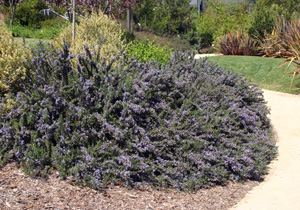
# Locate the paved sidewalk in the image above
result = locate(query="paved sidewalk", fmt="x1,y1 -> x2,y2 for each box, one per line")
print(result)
194,54 -> 222,59
231,89 -> 300,210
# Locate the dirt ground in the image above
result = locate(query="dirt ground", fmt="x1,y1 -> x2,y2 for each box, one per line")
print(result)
0,162 -> 260,210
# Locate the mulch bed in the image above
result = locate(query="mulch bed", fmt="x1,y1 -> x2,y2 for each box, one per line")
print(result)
0,162 -> 260,210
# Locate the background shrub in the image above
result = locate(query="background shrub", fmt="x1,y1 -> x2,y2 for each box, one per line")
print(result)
0,41 -> 277,191
133,0 -> 193,35
126,39 -> 172,64
7,0 -> 47,29
193,1 -> 250,47
248,0 -> 300,38
0,26 -> 30,97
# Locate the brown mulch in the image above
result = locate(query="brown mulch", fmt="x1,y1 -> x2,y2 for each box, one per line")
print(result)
0,162 -> 260,210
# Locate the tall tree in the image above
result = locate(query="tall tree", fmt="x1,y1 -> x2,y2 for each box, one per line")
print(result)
0,0 -> 24,26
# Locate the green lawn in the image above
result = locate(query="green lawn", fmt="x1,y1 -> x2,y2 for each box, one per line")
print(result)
207,55 -> 300,94
14,37 -> 49,47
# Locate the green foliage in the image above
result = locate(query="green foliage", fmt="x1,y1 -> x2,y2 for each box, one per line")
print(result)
217,29 -> 257,56
193,0 -> 250,47
8,20 -> 67,39
127,39 -> 172,64
10,0 -> 47,29
248,0 -> 300,37
121,30 -> 135,44
0,26 -> 30,98
134,0 -> 193,35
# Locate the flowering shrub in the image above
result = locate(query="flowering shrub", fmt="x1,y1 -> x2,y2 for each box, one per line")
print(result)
0,42 -> 277,191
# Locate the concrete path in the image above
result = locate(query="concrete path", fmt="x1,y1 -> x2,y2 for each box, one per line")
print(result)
231,89 -> 300,210
194,54 -> 222,59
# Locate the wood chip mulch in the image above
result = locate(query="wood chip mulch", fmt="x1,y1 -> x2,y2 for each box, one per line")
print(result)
0,162 -> 259,210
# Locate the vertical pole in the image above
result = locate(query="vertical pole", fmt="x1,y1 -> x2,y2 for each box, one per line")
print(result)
72,0 -> 76,41
127,9 -> 132,32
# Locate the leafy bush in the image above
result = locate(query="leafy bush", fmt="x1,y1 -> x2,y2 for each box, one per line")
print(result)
217,29 -> 257,56
193,1 -> 250,47
248,0 -> 300,38
134,0 -> 193,35
127,39 -> 172,64
0,42 -> 277,191
0,26 -> 30,97
52,10 -> 125,65
11,0 -> 47,29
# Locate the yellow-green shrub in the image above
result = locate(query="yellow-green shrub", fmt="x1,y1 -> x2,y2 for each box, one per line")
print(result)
52,10 -> 126,65
0,27 -> 29,97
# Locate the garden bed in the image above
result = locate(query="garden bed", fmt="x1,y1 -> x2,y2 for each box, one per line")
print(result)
0,162 -> 259,210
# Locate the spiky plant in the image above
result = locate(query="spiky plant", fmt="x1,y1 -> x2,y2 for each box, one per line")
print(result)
217,30 -> 257,56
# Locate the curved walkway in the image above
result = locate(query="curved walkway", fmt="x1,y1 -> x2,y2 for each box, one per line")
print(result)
231,89 -> 300,210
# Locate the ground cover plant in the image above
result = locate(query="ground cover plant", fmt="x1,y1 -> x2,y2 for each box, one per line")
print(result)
207,56 -> 300,94
0,41 -> 277,191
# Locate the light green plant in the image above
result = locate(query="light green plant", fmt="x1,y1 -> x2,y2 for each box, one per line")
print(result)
0,26 -> 29,97
52,10 -> 126,65
127,39 -> 172,64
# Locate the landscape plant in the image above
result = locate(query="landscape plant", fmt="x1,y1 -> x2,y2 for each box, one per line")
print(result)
0,40 -> 277,191
126,39 -> 172,64
52,10 -> 126,66
217,29 -> 257,56
274,17 -> 300,89
0,26 -> 30,98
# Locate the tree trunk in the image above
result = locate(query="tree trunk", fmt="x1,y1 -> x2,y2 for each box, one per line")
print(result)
9,1 -> 16,26
127,9 -> 132,32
